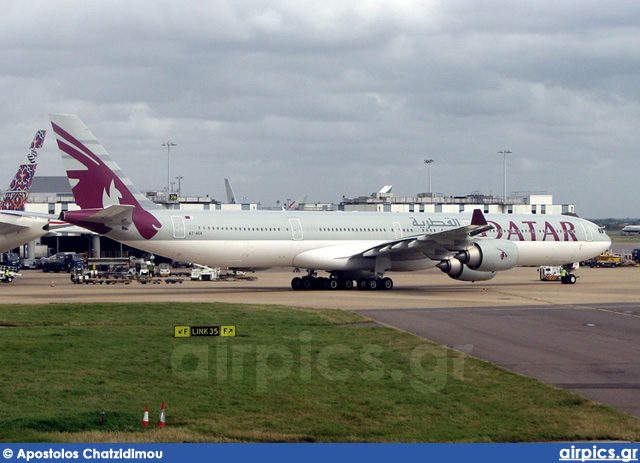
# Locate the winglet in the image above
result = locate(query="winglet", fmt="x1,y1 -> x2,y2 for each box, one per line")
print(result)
471,209 -> 488,226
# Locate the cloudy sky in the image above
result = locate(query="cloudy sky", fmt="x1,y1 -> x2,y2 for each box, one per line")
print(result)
1,0 -> 639,218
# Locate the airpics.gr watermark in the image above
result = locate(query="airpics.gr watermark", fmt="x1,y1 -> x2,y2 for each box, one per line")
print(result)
559,445 -> 638,462
170,331 -> 473,393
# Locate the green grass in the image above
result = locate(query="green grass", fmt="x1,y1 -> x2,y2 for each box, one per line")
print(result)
0,303 -> 638,443
607,231 -> 640,243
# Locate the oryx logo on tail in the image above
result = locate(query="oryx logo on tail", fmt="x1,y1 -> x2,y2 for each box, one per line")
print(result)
50,118 -> 162,240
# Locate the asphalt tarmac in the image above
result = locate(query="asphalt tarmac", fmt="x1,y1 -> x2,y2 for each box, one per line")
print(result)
5,262 -> 640,417
355,303 -> 640,417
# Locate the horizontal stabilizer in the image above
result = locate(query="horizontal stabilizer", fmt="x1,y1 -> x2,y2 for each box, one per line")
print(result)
63,205 -> 135,226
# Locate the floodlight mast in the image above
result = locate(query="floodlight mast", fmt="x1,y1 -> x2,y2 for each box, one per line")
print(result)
162,141 -> 177,194
176,176 -> 184,196
498,150 -> 512,205
423,159 -> 434,194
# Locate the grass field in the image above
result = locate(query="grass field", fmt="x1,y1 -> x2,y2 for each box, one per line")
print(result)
0,302 -> 638,443
608,231 -> 640,243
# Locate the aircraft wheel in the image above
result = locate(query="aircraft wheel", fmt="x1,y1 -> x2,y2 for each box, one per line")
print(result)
381,277 -> 393,290
291,277 -> 302,290
343,279 -> 354,290
357,278 -> 368,290
367,278 -> 378,290
301,277 -> 313,290
328,279 -> 339,290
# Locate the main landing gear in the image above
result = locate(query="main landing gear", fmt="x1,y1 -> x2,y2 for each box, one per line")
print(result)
356,276 -> 393,291
560,264 -> 577,285
291,271 -> 393,291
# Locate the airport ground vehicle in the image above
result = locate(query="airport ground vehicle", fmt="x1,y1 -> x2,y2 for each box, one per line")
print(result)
190,266 -> 218,281
538,265 -> 577,284
157,263 -> 171,277
42,253 -> 85,273
585,253 -> 623,268
2,252 -> 20,269
171,260 -> 192,268
539,266 -> 562,281
0,265 -> 20,283
20,258 -> 38,269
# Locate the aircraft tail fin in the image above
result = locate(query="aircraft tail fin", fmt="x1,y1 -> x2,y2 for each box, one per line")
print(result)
1,130 -> 46,211
224,178 -> 237,204
49,114 -> 163,240
50,114 -> 160,210
286,195 -> 307,210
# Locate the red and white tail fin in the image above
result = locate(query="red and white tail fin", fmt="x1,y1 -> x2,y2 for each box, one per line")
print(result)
49,114 -> 162,240
1,130 -> 46,211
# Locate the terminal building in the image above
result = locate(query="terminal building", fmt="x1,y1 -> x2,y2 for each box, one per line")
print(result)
16,177 -> 576,260
336,186 -> 575,215
296,186 -> 575,216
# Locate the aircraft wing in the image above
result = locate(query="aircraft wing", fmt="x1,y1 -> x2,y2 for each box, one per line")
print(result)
359,210 -> 494,261
293,210 -> 495,271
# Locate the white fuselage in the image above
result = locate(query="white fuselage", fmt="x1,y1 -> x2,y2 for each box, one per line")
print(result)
107,210 -> 610,271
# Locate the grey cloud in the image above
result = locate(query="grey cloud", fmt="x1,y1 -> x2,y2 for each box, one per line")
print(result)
1,1 -> 639,217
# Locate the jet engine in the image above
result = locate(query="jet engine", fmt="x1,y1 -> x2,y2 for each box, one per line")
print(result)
453,240 -> 519,272
436,259 -> 497,281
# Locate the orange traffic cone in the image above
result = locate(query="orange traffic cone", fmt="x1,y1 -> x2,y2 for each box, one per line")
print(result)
142,406 -> 149,426
157,402 -> 166,428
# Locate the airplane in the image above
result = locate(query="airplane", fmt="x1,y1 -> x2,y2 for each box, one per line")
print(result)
50,114 -> 611,290
621,225 -> 640,234
0,130 -> 50,253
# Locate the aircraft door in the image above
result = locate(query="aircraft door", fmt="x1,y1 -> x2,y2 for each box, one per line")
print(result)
171,216 -> 186,239
393,222 -> 403,239
289,218 -> 303,241
581,223 -> 593,242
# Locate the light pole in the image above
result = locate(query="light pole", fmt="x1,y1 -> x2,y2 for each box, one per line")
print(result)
175,176 -> 183,196
423,159 -> 434,194
498,150 -> 511,205
162,141 -> 177,194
